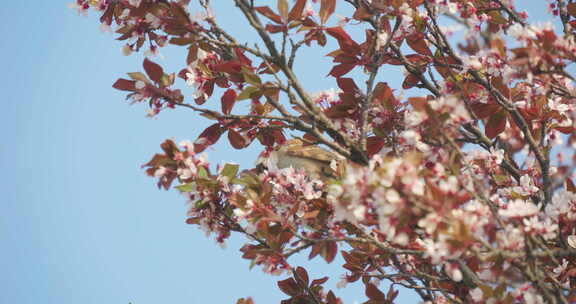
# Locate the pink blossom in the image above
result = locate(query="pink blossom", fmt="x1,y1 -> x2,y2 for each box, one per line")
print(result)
498,199 -> 539,219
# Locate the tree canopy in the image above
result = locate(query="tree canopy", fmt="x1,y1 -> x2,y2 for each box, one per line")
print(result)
73,0 -> 576,303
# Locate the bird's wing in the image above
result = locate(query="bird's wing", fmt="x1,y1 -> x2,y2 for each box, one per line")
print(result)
283,139 -> 337,163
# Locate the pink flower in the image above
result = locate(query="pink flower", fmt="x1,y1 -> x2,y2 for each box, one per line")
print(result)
499,199 -> 539,219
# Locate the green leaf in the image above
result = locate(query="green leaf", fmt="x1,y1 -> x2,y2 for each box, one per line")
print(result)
127,72 -> 149,83
237,86 -> 260,100
242,67 -> 262,86
198,166 -> 208,178
160,73 -> 175,87
221,163 -> 240,178
175,183 -> 196,192
194,199 -> 205,209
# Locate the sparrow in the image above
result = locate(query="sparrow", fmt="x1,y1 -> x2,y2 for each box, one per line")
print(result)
257,138 -> 340,181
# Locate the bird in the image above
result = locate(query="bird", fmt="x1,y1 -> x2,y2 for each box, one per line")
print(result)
256,138 -> 340,181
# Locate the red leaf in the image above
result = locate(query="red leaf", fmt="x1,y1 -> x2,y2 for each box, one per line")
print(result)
234,48 -> 252,66
112,78 -> 136,91
353,6 -> 372,20
470,101 -> 499,119
407,33 -> 432,56
402,74 -> 420,89
406,54 -> 431,65
228,129 -> 247,149
272,128 -> 286,145
485,111 -> 507,139
160,139 -> 179,157
328,63 -> 355,78
311,276 -> 329,286
288,0 -> 307,21
568,3 -> 576,17
326,27 -> 360,54
367,136 -> 385,157
221,89 -> 236,115
309,243 -> 322,260
187,46 -> 198,65
255,6 -> 282,24
143,58 -> 164,83
336,77 -> 359,93
321,241 -> 337,263
236,297 -> 254,304
265,24 -> 285,33
294,267 -> 309,287
326,291 -> 338,304
566,178 -> 576,193
99,4 -> 115,25
319,0 -> 336,25
195,81 -> 215,105
194,124 -> 223,153
212,61 -> 243,74
372,82 -> 395,108
365,283 -> 385,301
333,53 -> 358,64
277,278 -> 300,296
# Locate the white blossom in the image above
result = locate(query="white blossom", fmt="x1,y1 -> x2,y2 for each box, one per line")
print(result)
499,199 -> 539,218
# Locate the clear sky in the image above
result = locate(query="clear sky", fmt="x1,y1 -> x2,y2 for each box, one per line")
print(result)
2,1 -> 552,304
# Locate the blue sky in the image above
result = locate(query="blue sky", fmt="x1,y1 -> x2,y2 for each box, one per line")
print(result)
2,1 -> 552,304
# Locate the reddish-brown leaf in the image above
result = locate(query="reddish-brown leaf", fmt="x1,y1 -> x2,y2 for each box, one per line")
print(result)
234,48 -> 252,66
566,178 -> 576,193
169,37 -> 193,46
309,242 -> 322,260
367,136 -> 385,157
365,283 -> 386,301
170,2 -> 190,23
336,77 -> 359,93
277,278 -> 300,296
294,267 -> 309,287
326,27 -> 360,54
311,276 -> 329,286
470,101 -> 499,119
187,46 -> 198,65
255,6 -> 282,24
407,33 -> 432,56
491,76 -> 510,99
221,89 -> 237,115
485,111 -> 507,139
317,31 -> 327,46
288,0 -> 307,21
569,3 -> 576,17
99,4 -> 115,25
228,129 -> 248,149
321,241 -> 337,263
112,78 -> 136,91
352,6 -> 372,20
319,0 -> 336,25
212,61 -> 243,74
328,63 -> 355,77
143,58 -> 164,83
371,82 -> 395,108
402,74 -> 420,89
194,124 -> 224,153
265,24 -> 285,33
236,297 -> 254,304
327,291 -> 338,304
